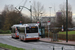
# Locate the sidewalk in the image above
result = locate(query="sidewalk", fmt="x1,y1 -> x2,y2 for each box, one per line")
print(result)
0,34 -> 11,36
39,38 -> 75,46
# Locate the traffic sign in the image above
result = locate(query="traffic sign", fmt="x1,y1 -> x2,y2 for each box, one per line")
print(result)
47,21 -> 50,25
37,21 -> 39,25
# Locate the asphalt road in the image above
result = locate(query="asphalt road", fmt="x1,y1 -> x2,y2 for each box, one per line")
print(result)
0,36 -> 75,50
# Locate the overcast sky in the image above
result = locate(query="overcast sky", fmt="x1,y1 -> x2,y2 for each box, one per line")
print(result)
0,0 -> 75,17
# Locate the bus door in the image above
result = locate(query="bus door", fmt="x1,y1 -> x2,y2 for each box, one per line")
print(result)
26,26 -> 39,38
11,27 -> 15,37
15,27 -> 19,36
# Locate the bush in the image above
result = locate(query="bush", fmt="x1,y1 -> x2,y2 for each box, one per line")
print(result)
58,34 -> 75,41
0,30 -> 11,34
45,32 -> 53,38
45,32 -> 75,41
58,34 -> 66,40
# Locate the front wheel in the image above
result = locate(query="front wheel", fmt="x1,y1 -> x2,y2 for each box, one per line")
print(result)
19,36 -> 22,41
11,36 -> 14,38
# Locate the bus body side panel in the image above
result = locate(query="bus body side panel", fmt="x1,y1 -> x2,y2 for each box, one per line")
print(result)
11,33 -> 19,38
25,33 -> 39,40
11,29 -> 19,38
15,33 -> 19,38
19,27 -> 26,41
25,37 -> 39,40
19,33 -> 25,40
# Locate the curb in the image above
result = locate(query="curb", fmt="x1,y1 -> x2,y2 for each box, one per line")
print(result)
0,34 -> 11,36
39,40 -> 75,46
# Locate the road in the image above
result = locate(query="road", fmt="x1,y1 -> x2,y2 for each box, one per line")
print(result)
0,36 -> 75,50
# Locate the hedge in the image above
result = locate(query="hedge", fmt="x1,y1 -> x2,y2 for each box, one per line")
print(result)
45,32 -> 75,41
58,34 -> 75,41
0,30 -> 11,34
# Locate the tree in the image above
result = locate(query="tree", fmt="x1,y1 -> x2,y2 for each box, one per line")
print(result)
4,5 -> 15,12
1,5 -> 30,30
32,1 -> 45,22
3,11 -> 21,30
1,5 -> 15,30
56,3 -> 73,31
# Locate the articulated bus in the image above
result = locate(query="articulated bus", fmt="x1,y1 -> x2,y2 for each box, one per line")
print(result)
11,24 -> 22,38
19,23 -> 39,41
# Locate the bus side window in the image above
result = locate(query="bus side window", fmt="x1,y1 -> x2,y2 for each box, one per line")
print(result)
10,28 -> 12,30
19,27 -> 25,33
11,28 -> 14,33
13,29 -> 16,33
17,28 -> 20,32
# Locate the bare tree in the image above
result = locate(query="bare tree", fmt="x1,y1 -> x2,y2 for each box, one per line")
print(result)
4,5 -> 15,13
32,1 -> 45,22
1,5 -> 31,30
56,3 -> 73,31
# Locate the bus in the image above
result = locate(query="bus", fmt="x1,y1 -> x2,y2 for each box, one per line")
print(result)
19,23 -> 39,41
11,24 -> 22,38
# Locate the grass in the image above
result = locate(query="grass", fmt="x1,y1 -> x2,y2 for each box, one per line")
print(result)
0,33 -> 11,34
0,43 -> 25,50
0,43 -> 36,50
58,31 -> 75,35
0,30 -> 11,34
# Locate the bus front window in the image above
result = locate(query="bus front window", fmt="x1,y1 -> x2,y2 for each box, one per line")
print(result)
26,26 -> 38,33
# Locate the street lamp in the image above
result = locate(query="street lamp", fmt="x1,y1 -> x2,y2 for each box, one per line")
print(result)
19,4 -> 32,23
40,13 -> 43,38
29,1 -> 32,23
40,13 -> 43,17
49,7 -> 52,18
40,13 -> 43,25
66,0 -> 68,42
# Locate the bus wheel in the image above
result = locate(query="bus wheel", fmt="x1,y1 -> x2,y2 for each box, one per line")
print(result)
12,36 -> 14,38
36,39 -> 40,41
19,36 -> 22,41
23,37 -> 25,42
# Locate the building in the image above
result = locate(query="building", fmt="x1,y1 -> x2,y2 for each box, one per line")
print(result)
56,11 -> 72,18
40,16 -> 56,26
41,17 -> 56,23
56,11 -> 73,28
56,11 -> 72,23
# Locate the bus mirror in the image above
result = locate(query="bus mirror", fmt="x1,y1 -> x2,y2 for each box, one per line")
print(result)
17,29 -> 20,31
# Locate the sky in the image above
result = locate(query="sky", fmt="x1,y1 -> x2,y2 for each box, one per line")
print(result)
0,0 -> 75,17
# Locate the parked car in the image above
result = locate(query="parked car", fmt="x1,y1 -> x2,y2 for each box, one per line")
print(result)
68,28 -> 74,31
73,27 -> 75,31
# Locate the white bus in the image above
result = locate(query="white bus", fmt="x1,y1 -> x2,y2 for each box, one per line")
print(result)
11,24 -> 22,38
19,23 -> 39,41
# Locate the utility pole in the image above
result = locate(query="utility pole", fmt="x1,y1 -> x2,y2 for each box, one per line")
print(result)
66,0 -> 68,42
30,5 -> 32,23
29,1 -> 32,23
40,13 -> 43,38
48,7 -> 52,39
19,5 -> 32,23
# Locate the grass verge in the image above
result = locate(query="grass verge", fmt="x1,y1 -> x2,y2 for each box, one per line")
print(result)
58,31 -> 75,35
0,43 -> 25,50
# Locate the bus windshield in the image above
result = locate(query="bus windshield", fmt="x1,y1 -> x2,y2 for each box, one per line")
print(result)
26,26 -> 38,33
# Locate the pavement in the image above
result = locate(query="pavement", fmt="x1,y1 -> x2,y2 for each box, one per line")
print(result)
0,34 -> 11,36
39,37 -> 75,46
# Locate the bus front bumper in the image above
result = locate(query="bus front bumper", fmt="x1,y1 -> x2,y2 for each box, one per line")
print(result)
25,37 -> 39,40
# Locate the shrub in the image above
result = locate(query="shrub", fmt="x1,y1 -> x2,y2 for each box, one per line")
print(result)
58,34 -> 66,40
45,32 -> 75,41
0,29 -> 11,34
45,32 -> 54,38
58,34 -> 75,41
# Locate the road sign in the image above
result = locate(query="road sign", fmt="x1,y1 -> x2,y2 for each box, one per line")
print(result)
47,21 -> 50,25
37,21 -> 39,25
